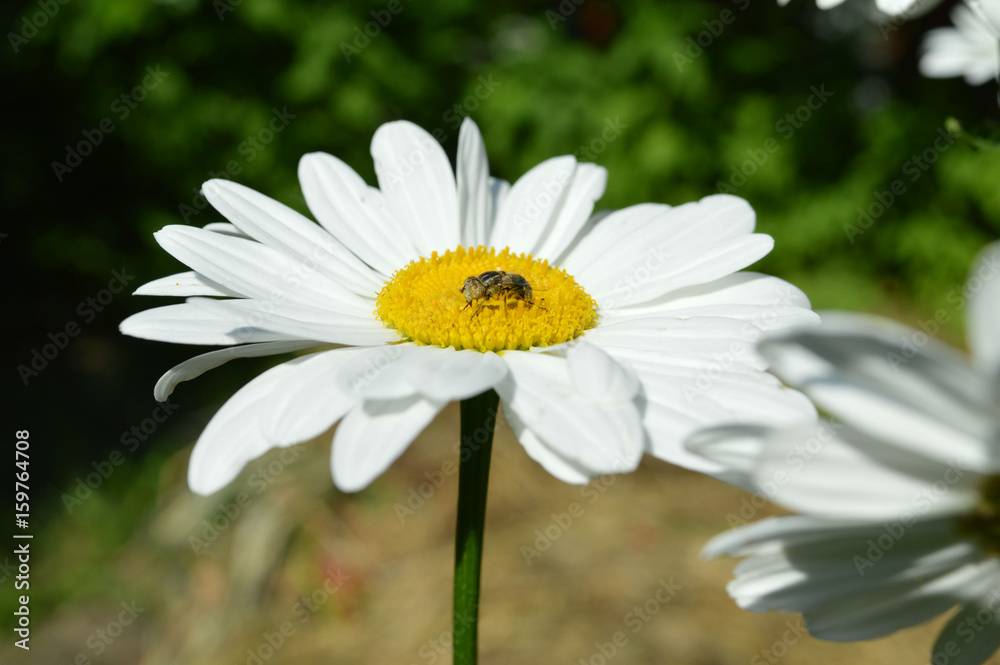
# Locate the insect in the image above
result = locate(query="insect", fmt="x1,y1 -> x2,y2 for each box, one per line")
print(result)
460,270 -> 544,317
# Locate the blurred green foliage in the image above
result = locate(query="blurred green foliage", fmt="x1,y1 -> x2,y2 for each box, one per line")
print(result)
4,0 -> 1000,637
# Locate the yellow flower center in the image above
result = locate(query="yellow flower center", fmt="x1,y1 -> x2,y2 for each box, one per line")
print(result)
375,246 -> 597,352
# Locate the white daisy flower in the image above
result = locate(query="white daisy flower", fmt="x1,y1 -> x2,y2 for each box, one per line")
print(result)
687,242 -> 1000,665
121,118 -> 818,495
778,0 -> 943,18
920,0 -> 1000,86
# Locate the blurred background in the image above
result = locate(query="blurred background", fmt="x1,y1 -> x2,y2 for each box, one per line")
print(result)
3,0 -> 1000,663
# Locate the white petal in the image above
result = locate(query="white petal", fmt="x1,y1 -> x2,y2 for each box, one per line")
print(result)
760,313 -> 998,470
585,316 -> 772,370
920,5 -> 1000,86
967,241 -> 1000,379
876,0 -> 940,17
732,420 -> 981,520
332,396 -> 445,492
188,357 -> 309,495
969,0 -> 1000,37
602,272 -> 817,335
120,303 -> 299,345
620,352 -> 816,471
706,515 -> 985,637
497,351 -> 643,475
603,307 -> 818,361
202,179 -> 384,296
566,341 -> 639,401
490,177 -> 511,215
333,344 -> 418,401
534,162 -> 608,263
202,222 -> 249,238
358,346 -> 508,402
185,297 -> 399,347
683,424 -> 770,491
610,271 -> 810,310
154,225 -> 371,316
600,194 -> 758,265
562,203 -> 671,274
154,340 -> 320,400
489,155 -> 577,255
639,399 -> 724,473
555,208 -> 613,264
627,350 -> 816,422
261,347 -> 371,445
804,561 -> 993,641
564,196 -> 772,307
457,118 -> 493,247
511,423 -> 592,484
133,271 -> 241,297
298,151 -> 419,274
565,195 -> 755,272
371,120 -> 460,255
706,513 -> 950,560
933,586 -> 1000,665
589,235 -> 774,308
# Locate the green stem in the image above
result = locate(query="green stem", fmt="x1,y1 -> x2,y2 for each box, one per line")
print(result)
453,389 -> 499,665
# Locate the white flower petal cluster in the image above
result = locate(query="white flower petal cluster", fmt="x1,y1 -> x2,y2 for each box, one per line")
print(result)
778,0 -> 943,18
688,242 -> 1000,665
122,118 -> 818,495
920,0 -> 1000,86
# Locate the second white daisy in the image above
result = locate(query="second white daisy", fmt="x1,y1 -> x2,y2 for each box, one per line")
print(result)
688,241 -> 1000,665
920,0 -> 1000,86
